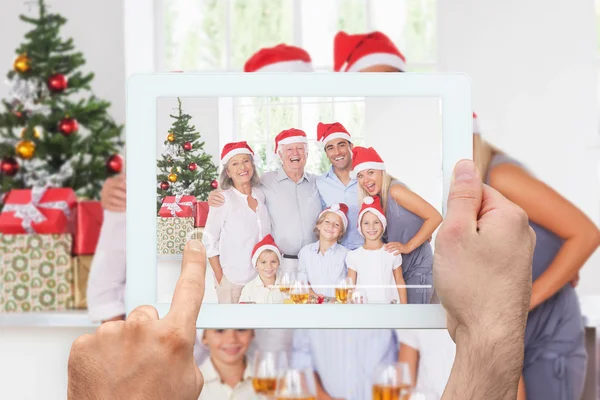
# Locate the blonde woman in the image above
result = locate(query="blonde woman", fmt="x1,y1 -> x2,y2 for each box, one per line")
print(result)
351,146 -> 443,304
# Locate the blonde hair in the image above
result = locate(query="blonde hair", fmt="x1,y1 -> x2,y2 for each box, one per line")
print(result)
357,170 -> 395,212
313,212 -> 346,243
219,156 -> 261,190
256,249 -> 280,265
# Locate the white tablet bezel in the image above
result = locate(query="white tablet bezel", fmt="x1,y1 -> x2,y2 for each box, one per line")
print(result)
126,72 -> 472,329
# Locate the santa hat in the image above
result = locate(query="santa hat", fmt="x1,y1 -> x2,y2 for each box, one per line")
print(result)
358,196 -> 387,236
351,146 -> 386,175
244,44 -> 314,73
251,234 -> 282,268
334,31 -> 406,72
221,141 -> 254,165
318,203 -> 349,230
274,128 -> 308,153
472,112 -> 481,135
317,122 -> 352,148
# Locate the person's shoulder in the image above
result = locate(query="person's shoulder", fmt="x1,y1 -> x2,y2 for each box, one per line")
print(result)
299,241 -> 317,256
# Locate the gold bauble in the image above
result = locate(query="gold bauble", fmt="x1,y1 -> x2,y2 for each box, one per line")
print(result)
13,54 -> 31,73
167,132 -> 175,142
16,140 -> 35,159
20,127 -> 41,139
168,173 -> 178,182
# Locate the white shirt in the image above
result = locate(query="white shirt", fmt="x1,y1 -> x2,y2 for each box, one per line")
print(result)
395,329 -> 456,398
239,274 -> 284,304
346,247 -> 403,304
203,187 -> 271,285
199,357 -> 257,400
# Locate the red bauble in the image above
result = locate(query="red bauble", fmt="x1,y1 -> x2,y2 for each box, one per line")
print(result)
183,142 -> 193,151
0,157 -> 19,177
160,181 -> 170,190
211,179 -> 218,189
106,154 -> 124,174
58,117 -> 78,136
47,73 -> 68,93
188,162 -> 197,171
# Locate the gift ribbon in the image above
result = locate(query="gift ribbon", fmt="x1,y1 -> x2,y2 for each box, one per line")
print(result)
160,194 -> 195,217
2,186 -> 72,233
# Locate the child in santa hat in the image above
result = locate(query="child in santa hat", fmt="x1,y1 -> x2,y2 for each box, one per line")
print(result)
346,195 -> 407,304
297,203 -> 350,299
239,234 -> 284,304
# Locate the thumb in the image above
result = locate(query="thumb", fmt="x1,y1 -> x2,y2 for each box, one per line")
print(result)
445,159 -> 483,234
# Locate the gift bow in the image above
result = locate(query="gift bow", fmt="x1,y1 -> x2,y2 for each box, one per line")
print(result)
2,186 -> 72,234
161,194 -> 195,217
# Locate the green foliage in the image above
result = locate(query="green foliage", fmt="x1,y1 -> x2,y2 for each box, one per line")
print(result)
156,98 -> 218,211
0,0 -> 123,200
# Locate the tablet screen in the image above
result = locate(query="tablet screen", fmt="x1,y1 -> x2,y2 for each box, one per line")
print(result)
156,95 -> 442,306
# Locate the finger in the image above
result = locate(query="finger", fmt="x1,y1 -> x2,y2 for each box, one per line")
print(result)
108,199 -> 126,212
127,305 -> 159,323
167,240 -> 207,329
111,189 -> 127,201
445,159 -> 482,233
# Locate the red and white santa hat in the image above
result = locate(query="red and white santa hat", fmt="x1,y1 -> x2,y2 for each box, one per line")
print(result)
351,146 -> 386,175
251,234 -> 282,268
274,128 -> 308,153
244,44 -> 314,73
317,122 -> 352,148
472,112 -> 481,135
220,141 -> 254,165
357,195 -> 387,236
334,31 -> 406,73
318,203 -> 349,230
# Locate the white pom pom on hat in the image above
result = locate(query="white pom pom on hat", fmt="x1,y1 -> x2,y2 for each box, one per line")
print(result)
363,196 -> 374,205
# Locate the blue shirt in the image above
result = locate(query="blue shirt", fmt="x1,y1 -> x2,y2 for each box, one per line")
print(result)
298,241 -> 349,298
292,329 -> 398,400
316,167 -> 362,250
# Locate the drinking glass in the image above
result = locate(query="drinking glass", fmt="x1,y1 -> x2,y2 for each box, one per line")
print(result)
290,273 -> 309,304
335,277 -> 353,304
252,350 -> 288,398
350,289 -> 368,304
372,362 -> 412,400
275,368 -> 317,400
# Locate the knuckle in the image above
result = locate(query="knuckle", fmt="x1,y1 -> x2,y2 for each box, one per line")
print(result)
438,220 -> 467,242
448,188 -> 479,202
70,333 -> 94,355
158,326 -> 192,351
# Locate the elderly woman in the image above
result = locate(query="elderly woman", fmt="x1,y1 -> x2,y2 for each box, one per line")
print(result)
203,141 -> 271,304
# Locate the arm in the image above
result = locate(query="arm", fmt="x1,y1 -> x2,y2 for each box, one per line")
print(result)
393,267 -> 408,304
207,189 -> 226,207
517,375 -> 526,400
489,163 -> 600,309
388,185 -> 443,253
398,343 -> 419,387
100,174 -> 126,212
347,269 -> 357,285
202,197 -> 229,284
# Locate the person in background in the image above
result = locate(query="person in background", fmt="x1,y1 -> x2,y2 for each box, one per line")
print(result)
239,234 -> 284,304
202,141 -> 270,304
298,203 -> 350,299
199,329 -> 257,400
244,43 -> 313,73
333,30 -> 406,73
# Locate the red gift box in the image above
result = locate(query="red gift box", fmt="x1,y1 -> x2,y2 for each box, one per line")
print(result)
71,201 -> 104,255
158,195 -> 196,217
194,201 -> 209,227
0,187 -> 77,234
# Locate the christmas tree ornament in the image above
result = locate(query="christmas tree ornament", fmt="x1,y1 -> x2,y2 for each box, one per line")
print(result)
183,142 -> 193,151
167,132 -> 175,142
176,166 -> 182,173
58,117 -> 78,136
106,154 -> 124,174
211,179 -> 218,189
168,173 -> 178,182
47,73 -> 68,93
13,54 -> 31,73
15,140 -> 35,159
160,181 -> 170,190
20,127 -> 41,139
0,157 -> 19,177
188,162 -> 197,171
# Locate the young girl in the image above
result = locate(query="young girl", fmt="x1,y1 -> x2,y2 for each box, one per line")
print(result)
298,203 -> 350,299
346,196 -> 407,304
239,234 -> 284,304
199,329 -> 258,400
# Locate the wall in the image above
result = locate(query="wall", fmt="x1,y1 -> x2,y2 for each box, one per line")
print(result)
437,0 -> 600,297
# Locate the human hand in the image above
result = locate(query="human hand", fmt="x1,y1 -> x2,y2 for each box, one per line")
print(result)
384,241 -> 411,255
67,240 -> 207,400
100,174 -> 126,212
570,272 -> 580,288
207,189 -> 225,207
434,160 -> 535,343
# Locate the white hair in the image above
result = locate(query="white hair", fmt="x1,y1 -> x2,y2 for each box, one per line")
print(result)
277,143 -> 309,161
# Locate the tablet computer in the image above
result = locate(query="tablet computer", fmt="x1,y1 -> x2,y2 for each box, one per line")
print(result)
126,72 -> 472,328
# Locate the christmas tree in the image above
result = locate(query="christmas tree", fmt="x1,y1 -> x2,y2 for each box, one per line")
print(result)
156,98 -> 218,211
0,0 -> 123,203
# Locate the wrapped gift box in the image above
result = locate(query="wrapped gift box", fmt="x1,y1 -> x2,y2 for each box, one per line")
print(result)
0,187 -> 77,234
70,201 -> 103,255
158,195 -> 196,218
0,234 -> 74,312
157,217 -> 194,255
194,201 -> 209,227
72,255 -> 93,309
